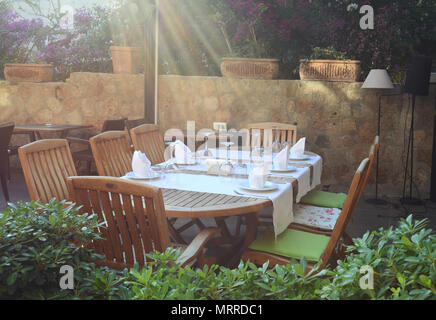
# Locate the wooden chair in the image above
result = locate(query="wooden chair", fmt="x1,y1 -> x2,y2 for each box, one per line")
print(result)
18,139 -> 77,203
126,118 -> 147,131
67,118 -> 126,174
89,131 -> 133,178
247,122 -> 297,148
241,157 -> 370,271
130,124 -> 166,165
130,124 -> 207,243
0,123 -> 15,201
90,129 -> 200,244
67,176 -> 220,270
291,137 -> 379,235
300,136 -> 380,210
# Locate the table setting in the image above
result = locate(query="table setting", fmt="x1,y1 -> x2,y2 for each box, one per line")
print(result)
122,137 -> 322,237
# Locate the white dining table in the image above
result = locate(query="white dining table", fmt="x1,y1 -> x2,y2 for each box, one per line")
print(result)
124,149 -> 323,238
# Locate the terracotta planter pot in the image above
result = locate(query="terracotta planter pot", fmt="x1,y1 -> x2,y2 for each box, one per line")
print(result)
221,58 -> 279,79
299,59 -> 361,82
4,64 -> 54,82
110,46 -> 141,74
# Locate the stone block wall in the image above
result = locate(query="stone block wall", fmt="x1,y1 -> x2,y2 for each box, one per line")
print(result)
0,72 -> 435,198
0,72 -> 144,151
158,75 -> 435,197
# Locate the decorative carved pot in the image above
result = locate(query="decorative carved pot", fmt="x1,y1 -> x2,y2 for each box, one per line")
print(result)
221,58 -> 279,79
110,46 -> 141,74
299,59 -> 361,82
4,64 -> 54,82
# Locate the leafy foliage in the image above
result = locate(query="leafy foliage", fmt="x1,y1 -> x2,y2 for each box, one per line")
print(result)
320,215 -> 436,300
83,215 -> 435,301
306,47 -> 350,61
0,200 -> 434,300
209,0 -> 436,78
0,200 -> 102,299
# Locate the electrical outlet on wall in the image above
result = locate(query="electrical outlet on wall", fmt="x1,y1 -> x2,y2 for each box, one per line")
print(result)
213,122 -> 227,131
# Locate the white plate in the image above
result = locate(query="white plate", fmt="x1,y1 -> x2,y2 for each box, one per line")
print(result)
270,165 -> 297,173
176,160 -> 197,166
239,181 -> 278,192
289,156 -> 310,161
125,171 -> 161,180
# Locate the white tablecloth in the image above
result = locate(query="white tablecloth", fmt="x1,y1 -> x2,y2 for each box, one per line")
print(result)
124,172 -> 293,237
125,149 -> 322,237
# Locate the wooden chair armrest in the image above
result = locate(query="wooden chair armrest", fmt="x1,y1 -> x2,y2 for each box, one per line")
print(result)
66,137 -> 90,145
176,227 -> 220,267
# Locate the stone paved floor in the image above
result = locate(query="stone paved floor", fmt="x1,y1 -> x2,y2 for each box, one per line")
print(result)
2,168 -> 436,263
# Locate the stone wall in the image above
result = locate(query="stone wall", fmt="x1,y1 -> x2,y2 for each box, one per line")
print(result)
0,72 -> 144,159
1,72 -> 435,198
158,75 -> 435,197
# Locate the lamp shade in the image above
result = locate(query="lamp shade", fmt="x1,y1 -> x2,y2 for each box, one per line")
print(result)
361,69 -> 394,89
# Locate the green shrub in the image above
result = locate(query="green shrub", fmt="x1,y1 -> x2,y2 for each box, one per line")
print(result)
0,200 -> 102,299
88,215 -> 436,300
320,215 -> 436,300
1,199 -> 435,301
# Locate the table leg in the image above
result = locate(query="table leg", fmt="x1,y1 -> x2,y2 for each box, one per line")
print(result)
35,131 -> 43,141
60,130 -> 71,139
242,212 -> 259,251
209,217 -> 240,247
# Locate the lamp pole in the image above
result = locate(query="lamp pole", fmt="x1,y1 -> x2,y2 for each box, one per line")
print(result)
361,69 -> 395,205
143,0 -> 158,124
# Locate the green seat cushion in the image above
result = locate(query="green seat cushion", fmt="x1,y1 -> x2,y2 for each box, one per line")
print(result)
249,228 -> 330,262
300,190 -> 347,209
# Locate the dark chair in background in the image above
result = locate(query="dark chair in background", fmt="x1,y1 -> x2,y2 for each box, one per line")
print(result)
67,118 -> 126,174
0,123 -> 15,202
125,118 -> 146,131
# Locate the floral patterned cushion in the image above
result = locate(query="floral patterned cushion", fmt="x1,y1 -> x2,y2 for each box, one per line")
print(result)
293,204 -> 341,231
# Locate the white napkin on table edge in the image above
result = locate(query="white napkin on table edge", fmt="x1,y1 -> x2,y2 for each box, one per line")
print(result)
132,150 -> 154,178
248,165 -> 270,189
174,140 -> 194,164
290,137 -> 306,158
273,145 -> 290,170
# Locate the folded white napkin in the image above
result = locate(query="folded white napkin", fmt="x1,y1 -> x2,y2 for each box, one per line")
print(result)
205,159 -> 231,175
290,137 -> 306,158
248,165 -> 269,189
174,140 -> 194,164
273,145 -> 289,170
132,151 -> 154,178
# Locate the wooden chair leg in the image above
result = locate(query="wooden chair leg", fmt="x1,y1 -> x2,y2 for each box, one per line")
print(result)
235,216 -> 244,237
194,219 -> 206,230
0,174 -> 10,202
168,221 -> 187,244
7,156 -> 11,182
87,160 -> 92,175
343,232 -> 353,246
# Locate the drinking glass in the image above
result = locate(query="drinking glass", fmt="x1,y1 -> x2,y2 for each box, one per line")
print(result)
272,126 -> 282,153
219,141 -> 234,175
164,142 -> 178,172
202,132 -> 213,157
252,132 -> 262,158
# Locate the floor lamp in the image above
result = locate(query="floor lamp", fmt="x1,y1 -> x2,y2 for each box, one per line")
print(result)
361,69 -> 395,205
401,56 -> 432,206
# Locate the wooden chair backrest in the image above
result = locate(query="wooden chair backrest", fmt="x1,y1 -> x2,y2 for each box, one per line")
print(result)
90,131 -> 133,177
101,118 -> 126,132
67,176 -> 170,270
0,123 -> 14,176
247,122 -> 297,148
18,139 -> 77,203
130,124 -> 166,165
364,136 -> 379,189
320,158 -> 370,268
342,136 -> 379,227
125,118 -> 146,131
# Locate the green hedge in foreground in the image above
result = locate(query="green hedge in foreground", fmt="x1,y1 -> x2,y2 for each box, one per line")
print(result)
0,200 -> 435,300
